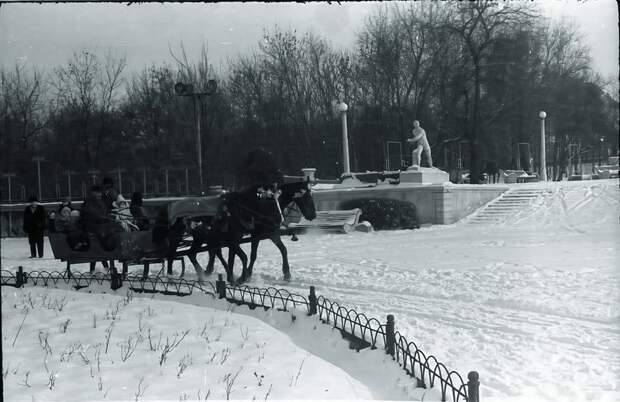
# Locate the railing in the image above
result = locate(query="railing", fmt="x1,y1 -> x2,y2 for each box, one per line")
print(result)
2,266 -> 479,402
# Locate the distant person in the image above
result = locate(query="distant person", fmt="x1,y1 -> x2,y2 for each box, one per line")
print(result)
485,161 -> 499,184
23,195 -> 46,258
407,120 -> 433,168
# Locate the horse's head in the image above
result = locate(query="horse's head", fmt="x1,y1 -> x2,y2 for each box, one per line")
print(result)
280,179 -> 316,221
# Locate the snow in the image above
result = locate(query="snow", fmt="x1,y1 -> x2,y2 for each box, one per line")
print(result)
2,284 -> 438,401
2,179 -> 619,401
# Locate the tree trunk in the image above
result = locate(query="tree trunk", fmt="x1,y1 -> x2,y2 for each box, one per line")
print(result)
470,64 -> 482,184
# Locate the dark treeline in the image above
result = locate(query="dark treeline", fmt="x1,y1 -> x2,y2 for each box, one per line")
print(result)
1,1 -> 618,201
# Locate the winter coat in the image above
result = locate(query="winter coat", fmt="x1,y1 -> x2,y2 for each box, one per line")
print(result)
111,198 -> 137,232
102,187 -> 119,213
54,207 -> 75,233
80,196 -> 109,232
23,205 -> 46,234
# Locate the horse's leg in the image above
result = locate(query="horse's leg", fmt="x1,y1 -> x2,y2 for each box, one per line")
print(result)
165,259 -> 172,275
213,248 -> 228,274
247,237 -> 259,277
205,249 -> 216,275
226,246 -> 236,284
233,243 -> 250,284
271,234 -> 290,280
187,237 -> 204,281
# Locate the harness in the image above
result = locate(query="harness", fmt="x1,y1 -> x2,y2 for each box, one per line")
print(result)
237,191 -> 287,227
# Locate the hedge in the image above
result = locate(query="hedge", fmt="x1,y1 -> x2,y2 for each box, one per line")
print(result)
340,198 -> 420,230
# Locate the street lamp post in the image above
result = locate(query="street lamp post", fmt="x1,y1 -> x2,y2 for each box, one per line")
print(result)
164,167 -> 169,196
142,167 -> 147,196
175,80 -> 217,195
599,137 -> 604,166
32,156 -> 44,200
338,102 -> 351,177
64,170 -> 74,200
184,167 -> 189,195
111,168 -> 124,195
2,172 -> 16,235
2,173 -> 16,202
538,111 -> 547,182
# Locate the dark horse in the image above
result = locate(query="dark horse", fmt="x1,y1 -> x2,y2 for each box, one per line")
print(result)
164,180 -> 316,284
227,179 -> 316,284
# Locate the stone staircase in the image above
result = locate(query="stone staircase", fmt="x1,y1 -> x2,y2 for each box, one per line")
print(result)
466,187 -> 553,225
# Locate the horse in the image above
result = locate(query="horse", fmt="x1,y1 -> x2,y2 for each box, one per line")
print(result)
160,202 -> 248,284
161,179 -> 315,285
225,179 -> 316,284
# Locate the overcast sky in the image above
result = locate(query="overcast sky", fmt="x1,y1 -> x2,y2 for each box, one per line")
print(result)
0,1 -> 618,79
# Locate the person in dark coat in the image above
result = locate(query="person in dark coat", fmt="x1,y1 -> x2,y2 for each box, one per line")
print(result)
101,177 -> 119,213
80,186 -> 109,232
23,195 -> 46,258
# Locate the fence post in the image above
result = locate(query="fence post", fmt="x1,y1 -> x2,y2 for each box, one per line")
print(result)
308,286 -> 317,316
110,267 -> 122,291
16,266 -> 25,287
386,314 -> 395,357
216,274 -> 226,299
467,371 -> 479,402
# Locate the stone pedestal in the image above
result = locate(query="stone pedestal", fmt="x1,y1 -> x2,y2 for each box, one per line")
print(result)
400,166 -> 449,184
302,168 -> 317,182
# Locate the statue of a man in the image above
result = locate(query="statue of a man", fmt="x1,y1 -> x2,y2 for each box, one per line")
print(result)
407,120 -> 433,168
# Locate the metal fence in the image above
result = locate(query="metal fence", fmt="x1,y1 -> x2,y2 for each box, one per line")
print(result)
1,267 -> 479,402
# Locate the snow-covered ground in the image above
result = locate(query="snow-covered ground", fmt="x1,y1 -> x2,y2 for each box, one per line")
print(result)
2,285 -> 428,401
2,179 -> 619,401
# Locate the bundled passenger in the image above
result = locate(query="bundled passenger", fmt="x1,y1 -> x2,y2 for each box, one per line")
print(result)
54,205 -> 75,233
47,211 -> 57,233
111,194 -> 138,232
58,197 -> 72,213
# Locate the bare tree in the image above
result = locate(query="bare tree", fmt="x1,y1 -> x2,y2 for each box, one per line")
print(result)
0,63 -> 47,174
50,50 -> 126,168
450,0 -> 536,183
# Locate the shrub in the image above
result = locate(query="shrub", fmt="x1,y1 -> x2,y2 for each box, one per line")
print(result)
340,198 -> 419,230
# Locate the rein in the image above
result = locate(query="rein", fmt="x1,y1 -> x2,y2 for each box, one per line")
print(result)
236,198 -> 291,226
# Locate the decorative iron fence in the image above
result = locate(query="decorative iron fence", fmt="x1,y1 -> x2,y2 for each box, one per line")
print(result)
1,267 -> 479,402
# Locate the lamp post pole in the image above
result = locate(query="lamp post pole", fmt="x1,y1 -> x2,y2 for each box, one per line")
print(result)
64,170 -> 73,200
193,97 -> 203,193
175,79 -> 217,196
599,137 -> 604,166
185,167 -> 189,195
338,102 -> 351,177
32,156 -> 44,200
2,173 -> 16,235
538,111 -> 547,182
142,167 -> 147,196
2,173 -> 16,202
164,167 -> 170,196
111,168 -> 123,195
